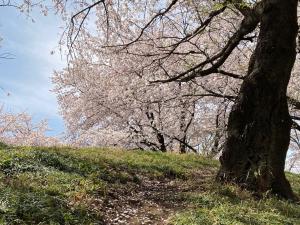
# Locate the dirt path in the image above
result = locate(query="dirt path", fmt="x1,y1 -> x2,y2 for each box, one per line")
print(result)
101,170 -> 214,225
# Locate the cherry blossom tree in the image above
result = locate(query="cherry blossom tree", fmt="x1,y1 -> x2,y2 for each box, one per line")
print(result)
0,107 -> 60,146
5,0 -> 295,199
52,0 -> 247,153
54,0 -> 300,200
53,51 -> 202,152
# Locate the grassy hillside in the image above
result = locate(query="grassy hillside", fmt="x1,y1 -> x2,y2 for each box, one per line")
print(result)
0,146 -> 299,225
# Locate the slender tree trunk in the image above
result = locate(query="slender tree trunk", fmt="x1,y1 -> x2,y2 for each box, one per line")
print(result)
156,132 -> 167,152
179,99 -> 196,153
179,104 -> 187,154
211,110 -> 222,157
145,110 -> 167,152
178,83 -> 188,154
217,0 -> 298,200
179,137 -> 187,153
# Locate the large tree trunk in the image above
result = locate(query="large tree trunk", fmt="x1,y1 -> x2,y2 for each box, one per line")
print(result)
217,0 -> 298,200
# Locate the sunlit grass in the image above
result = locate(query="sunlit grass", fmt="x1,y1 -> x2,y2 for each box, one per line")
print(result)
0,146 -> 299,224
172,183 -> 300,225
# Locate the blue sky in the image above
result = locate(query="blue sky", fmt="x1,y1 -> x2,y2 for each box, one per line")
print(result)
0,6 -> 66,136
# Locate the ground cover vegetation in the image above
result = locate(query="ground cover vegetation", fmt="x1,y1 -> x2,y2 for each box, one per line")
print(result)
0,146 -> 299,224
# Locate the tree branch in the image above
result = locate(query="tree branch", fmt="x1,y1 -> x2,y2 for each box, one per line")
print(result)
152,1 -> 263,83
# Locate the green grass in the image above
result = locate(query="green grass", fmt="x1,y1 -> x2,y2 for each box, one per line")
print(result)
172,184 -> 300,225
0,145 -> 299,224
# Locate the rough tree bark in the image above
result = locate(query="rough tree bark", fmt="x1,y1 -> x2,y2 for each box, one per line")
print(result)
217,0 -> 299,200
